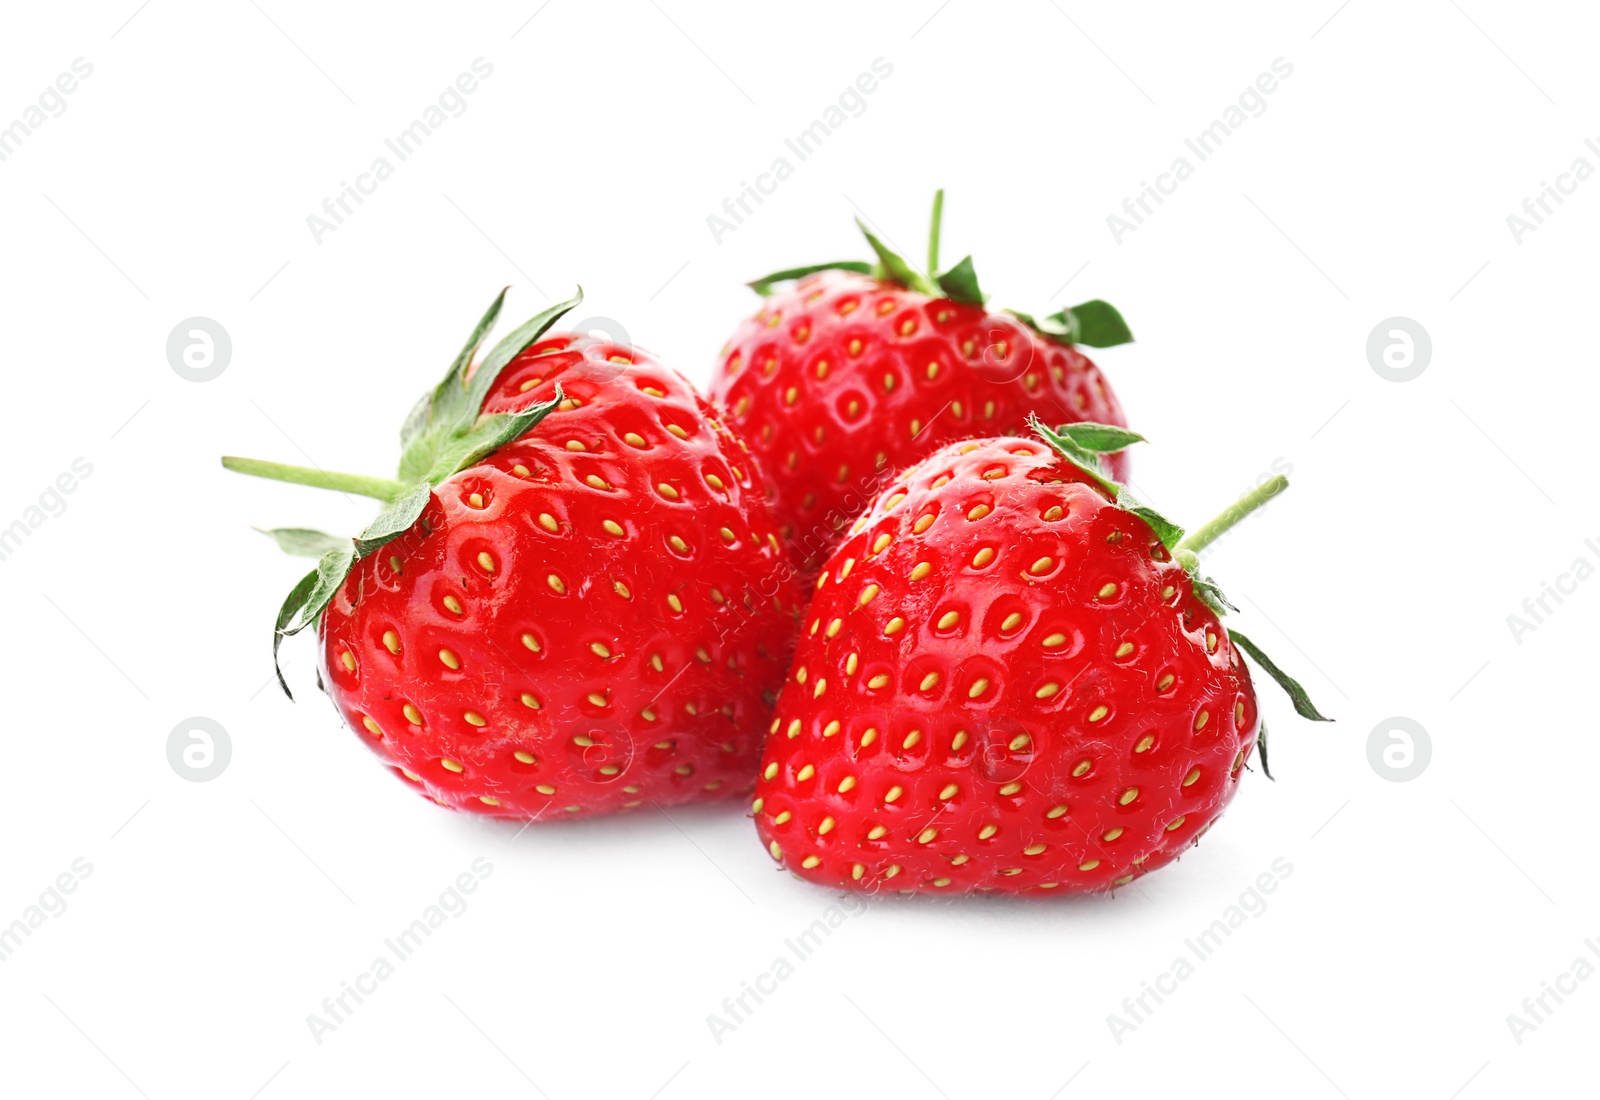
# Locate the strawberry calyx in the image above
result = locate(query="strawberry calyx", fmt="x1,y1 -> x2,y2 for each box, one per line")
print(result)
1007,301 -> 1134,350
1029,414 -> 1332,775
222,287 -> 585,698
745,189 -> 1134,348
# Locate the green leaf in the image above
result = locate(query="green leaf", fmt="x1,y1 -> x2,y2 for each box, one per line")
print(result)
282,543 -> 357,637
1061,299 -> 1134,347
1055,422 -> 1146,454
1174,550 -> 1237,614
1037,421 -> 1176,545
1028,414 -> 1119,495
398,391 -> 433,454
272,568 -> 321,699
466,288 -> 584,414
1032,417 -> 1186,552
398,291 -> 581,484
1008,309 -> 1073,342
935,255 -> 984,305
1120,495 -> 1185,550
746,261 -> 872,296
1017,300 -> 1134,348
397,424 -> 445,487
1228,629 -> 1332,722
249,292 -> 577,702
256,527 -> 350,558
402,288 -> 508,448
355,484 -> 433,555
1257,721 -> 1274,781
1190,572 -> 1238,616
854,218 -> 934,295
267,487 -> 435,700
423,386 -> 565,484
273,543 -> 358,696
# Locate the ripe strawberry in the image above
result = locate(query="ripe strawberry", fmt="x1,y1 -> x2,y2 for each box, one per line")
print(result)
224,290 -> 801,819
751,421 -> 1327,894
711,191 -> 1133,578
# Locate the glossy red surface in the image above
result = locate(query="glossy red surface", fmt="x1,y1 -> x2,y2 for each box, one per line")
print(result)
712,270 -> 1129,580
752,436 -> 1257,895
319,336 -> 801,819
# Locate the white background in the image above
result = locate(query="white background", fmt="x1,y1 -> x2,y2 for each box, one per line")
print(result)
0,1 -> 1593,1096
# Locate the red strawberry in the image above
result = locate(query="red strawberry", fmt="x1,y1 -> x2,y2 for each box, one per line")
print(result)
224,290 -> 801,819
711,191 -> 1133,578
751,421 -> 1327,894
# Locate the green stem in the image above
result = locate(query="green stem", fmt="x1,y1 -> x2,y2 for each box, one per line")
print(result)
221,456 -> 406,502
927,188 -> 945,275
1174,475 -> 1288,555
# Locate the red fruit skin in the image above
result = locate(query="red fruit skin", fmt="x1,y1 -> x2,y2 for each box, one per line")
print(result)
318,335 -> 802,820
752,436 -> 1258,895
711,270 -> 1129,578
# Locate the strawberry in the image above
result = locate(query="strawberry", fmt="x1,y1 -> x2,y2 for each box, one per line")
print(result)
224,290 -> 801,819
711,191 -> 1133,578
751,421 -> 1327,894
